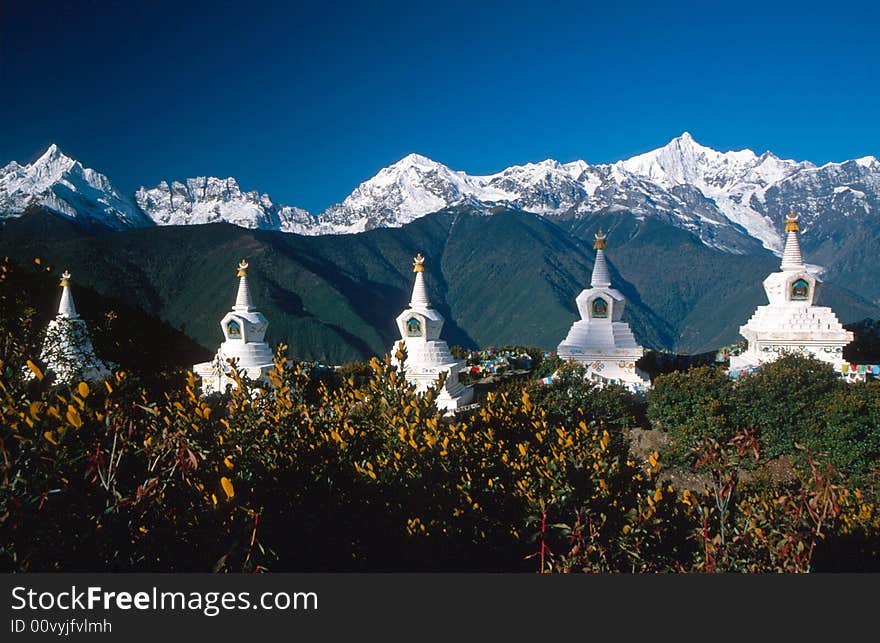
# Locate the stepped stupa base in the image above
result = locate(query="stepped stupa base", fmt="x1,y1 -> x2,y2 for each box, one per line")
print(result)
558,347 -> 650,392
729,340 -> 848,371
392,352 -> 474,414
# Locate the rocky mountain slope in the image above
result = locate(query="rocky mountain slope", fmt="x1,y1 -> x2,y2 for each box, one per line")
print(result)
134,177 -> 316,233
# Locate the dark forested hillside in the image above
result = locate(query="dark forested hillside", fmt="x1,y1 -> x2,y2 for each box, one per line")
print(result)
1,206 -> 877,363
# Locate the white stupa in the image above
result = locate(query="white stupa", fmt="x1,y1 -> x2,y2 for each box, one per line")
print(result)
193,260 -> 275,394
391,253 -> 474,413
557,231 -> 650,392
730,212 -> 853,371
37,270 -> 111,383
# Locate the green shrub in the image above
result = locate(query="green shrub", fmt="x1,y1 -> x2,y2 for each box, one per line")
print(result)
733,354 -> 840,460
647,366 -> 736,464
817,383 -> 880,481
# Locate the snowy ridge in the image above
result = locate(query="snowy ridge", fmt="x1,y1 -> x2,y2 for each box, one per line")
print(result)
315,138 -> 779,253
134,177 -> 316,233
3,137 -> 880,258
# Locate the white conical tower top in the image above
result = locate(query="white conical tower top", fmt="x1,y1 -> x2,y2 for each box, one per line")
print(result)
233,259 -> 254,311
409,253 -> 431,308
590,230 -> 612,288
57,270 -> 79,319
780,212 -> 805,271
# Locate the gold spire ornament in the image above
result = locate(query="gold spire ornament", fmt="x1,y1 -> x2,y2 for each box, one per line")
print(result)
236,260 -> 249,277
413,253 -> 425,273
60,270 -> 71,287
785,211 -> 800,232
594,229 -> 607,250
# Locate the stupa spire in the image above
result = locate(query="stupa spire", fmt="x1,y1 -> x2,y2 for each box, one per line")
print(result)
233,259 -> 254,311
590,230 -> 612,288
57,270 -> 79,319
409,253 -> 430,308
780,212 -> 805,271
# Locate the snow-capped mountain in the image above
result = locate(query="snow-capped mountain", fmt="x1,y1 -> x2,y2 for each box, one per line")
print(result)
0,144 -> 151,229
616,133 -> 809,252
318,153 -> 596,232
0,145 -> 320,233
616,133 -> 879,256
318,153 -> 602,231
2,136 -> 878,260
314,139 -> 778,253
134,177 -> 316,233
314,153 -> 483,233
315,133 -> 879,257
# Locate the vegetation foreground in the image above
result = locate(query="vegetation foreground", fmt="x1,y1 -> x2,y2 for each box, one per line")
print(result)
1,259 -> 879,572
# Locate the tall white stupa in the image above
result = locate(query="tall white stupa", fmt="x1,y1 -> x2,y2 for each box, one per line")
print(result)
37,270 -> 111,383
391,253 -> 474,413
193,259 -> 275,394
730,212 -> 853,371
557,231 -> 650,392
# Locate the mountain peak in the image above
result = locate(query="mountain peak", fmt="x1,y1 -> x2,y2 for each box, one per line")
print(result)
391,152 -> 443,169
36,140 -> 72,159
620,132 -> 760,183
663,131 -> 715,154
33,143 -> 73,167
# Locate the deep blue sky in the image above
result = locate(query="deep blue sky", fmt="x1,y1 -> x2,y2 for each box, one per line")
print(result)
2,0 -> 878,212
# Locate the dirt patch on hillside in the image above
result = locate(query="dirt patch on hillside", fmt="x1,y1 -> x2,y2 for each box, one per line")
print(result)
624,427 -> 799,492
625,427 -> 669,460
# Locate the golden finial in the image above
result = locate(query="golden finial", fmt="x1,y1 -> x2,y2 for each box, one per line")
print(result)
413,253 -> 425,273
594,229 -> 607,250
785,211 -> 799,233
236,259 -> 249,277
59,270 -> 71,287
